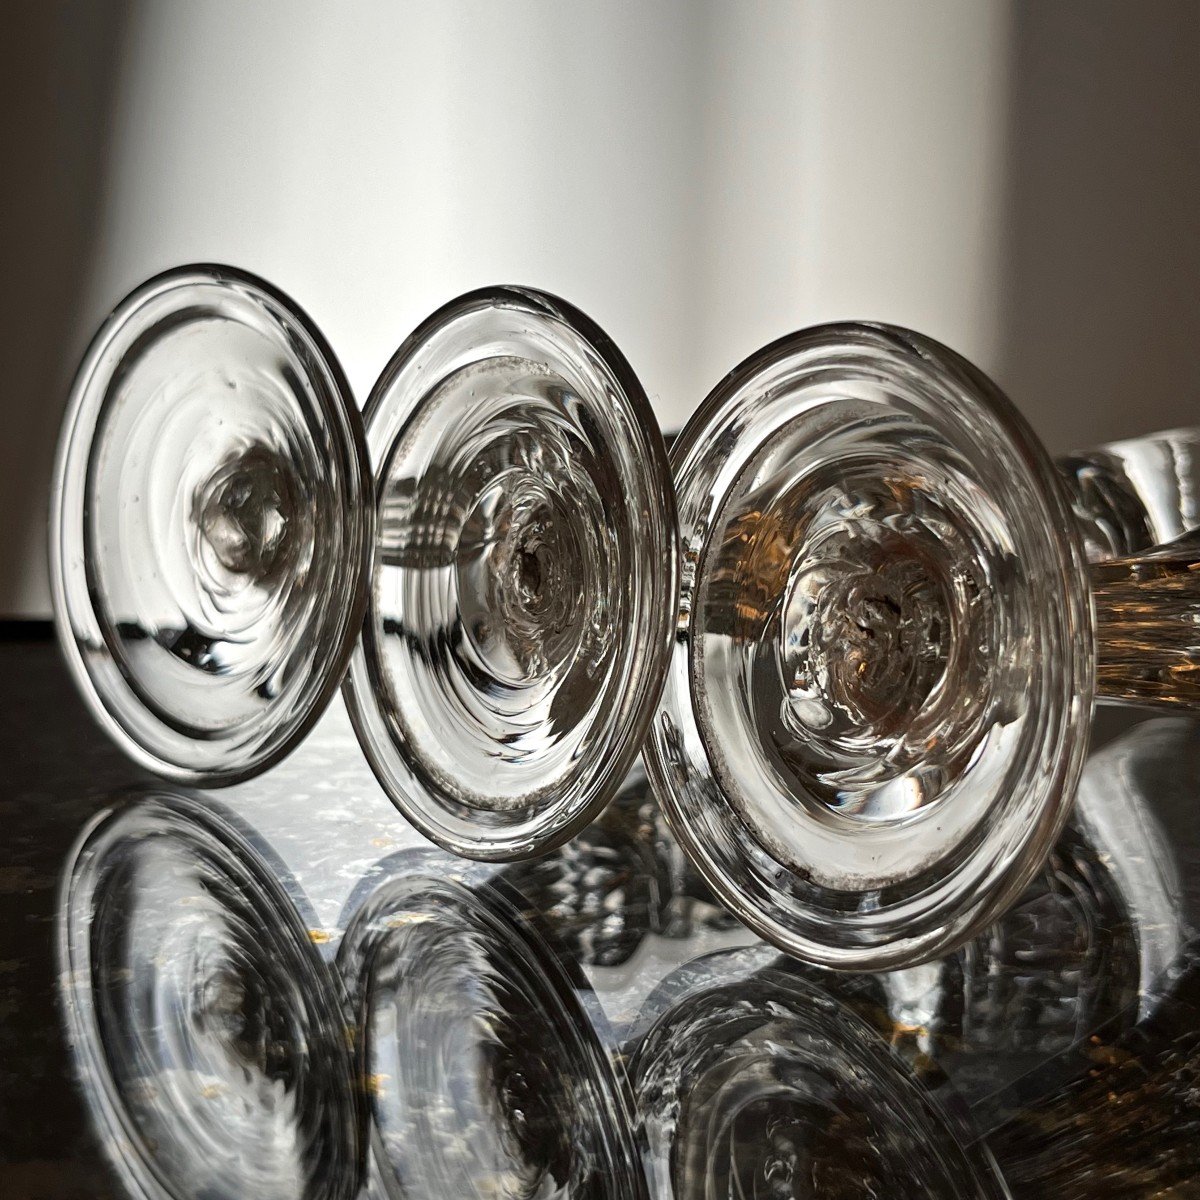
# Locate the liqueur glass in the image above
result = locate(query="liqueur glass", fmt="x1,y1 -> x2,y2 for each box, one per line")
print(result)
343,286 -> 677,861
336,866 -> 648,1199
645,321 -> 1200,970
51,265 -> 373,785
58,792 -> 362,1200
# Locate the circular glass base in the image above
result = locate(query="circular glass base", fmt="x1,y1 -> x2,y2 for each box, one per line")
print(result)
344,287 -> 676,860
51,265 -> 372,784
645,322 -> 1092,968
337,870 -> 646,1199
631,961 -> 1008,1198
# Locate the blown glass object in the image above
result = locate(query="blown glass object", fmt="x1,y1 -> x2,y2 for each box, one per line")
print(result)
50,265 -> 372,784
645,322 -> 1200,969
343,287 -> 676,860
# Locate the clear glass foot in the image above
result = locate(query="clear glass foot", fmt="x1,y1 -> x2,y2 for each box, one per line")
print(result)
344,287 -> 676,861
646,322 -> 1094,969
51,265 -> 372,784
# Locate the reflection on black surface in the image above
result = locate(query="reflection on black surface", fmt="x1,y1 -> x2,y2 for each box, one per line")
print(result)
57,792 -> 362,1200
43,709 -> 1200,1199
500,763 -> 737,967
621,718 -> 1200,1198
767,821 -> 1142,1110
337,866 -> 648,1199
986,948 -> 1200,1199
630,960 -> 1008,1199
942,823 -> 1141,1100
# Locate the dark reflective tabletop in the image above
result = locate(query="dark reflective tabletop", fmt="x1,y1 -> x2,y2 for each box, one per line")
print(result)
4,629 -> 1200,1199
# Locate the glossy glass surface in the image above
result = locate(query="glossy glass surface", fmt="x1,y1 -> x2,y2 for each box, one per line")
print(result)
50,265 -> 372,785
1059,426 -> 1200,559
8,629 -> 1198,1196
57,792 -> 362,1200
1062,426 -> 1200,707
344,287 -> 676,860
646,323 -> 1093,969
337,868 -> 647,1199
631,961 -> 1008,1199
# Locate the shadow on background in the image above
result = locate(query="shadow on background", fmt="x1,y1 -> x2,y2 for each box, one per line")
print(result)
0,1 -> 128,616
997,0 -> 1200,456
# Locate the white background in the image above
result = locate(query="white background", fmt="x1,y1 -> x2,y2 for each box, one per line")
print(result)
4,0 -> 1198,615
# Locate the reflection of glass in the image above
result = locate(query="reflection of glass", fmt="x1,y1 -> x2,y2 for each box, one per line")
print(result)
1072,716 -> 1200,995
58,792 -> 362,1200
646,321 -> 1200,969
337,866 -> 648,1199
961,718 -> 1200,1197
736,711 -> 1200,1151
984,946 -> 1200,1199
630,957 -> 1009,1199
51,266 -> 372,785
767,815 -> 1141,1111
343,287 -> 676,862
499,762 -> 736,968
939,822 -> 1140,1099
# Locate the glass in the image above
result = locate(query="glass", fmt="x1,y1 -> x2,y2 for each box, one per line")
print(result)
343,286 -> 677,861
984,945 -> 1200,1198
50,265 -> 373,785
645,321 -> 1200,970
498,760 -> 741,967
629,954 -> 1009,1199
50,272 -> 677,870
58,791 -> 363,1200
1060,427 -> 1200,704
38,663 -> 1200,1194
336,863 -> 648,1199
693,713 -> 1200,1199
761,810 -> 1143,1111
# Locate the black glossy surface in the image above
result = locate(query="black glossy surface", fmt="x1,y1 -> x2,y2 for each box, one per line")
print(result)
3,629 -> 1200,1199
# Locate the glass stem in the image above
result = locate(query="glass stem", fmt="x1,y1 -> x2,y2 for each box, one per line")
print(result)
1091,530 -> 1200,707
1057,429 -> 1200,706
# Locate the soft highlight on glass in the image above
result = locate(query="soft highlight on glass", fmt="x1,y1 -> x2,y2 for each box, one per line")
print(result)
50,264 -> 372,784
57,793 -> 362,1200
344,286 -> 677,861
